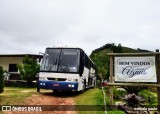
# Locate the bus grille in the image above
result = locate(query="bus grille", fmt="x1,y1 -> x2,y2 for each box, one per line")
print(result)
47,78 -> 66,81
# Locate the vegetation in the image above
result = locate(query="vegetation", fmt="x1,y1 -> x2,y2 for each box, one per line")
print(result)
86,44 -> 154,113
17,55 -> 40,85
4,80 -> 37,87
138,89 -> 157,105
0,87 -> 36,105
121,86 -> 146,95
90,43 -> 151,80
0,66 -> 4,93
90,43 -> 157,112
123,93 -> 144,107
74,88 -> 125,114
105,86 -> 158,113
74,88 -> 104,114
113,87 -> 127,100
91,43 -> 123,54
91,53 -> 110,80
90,43 -> 123,79
137,48 -> 150,52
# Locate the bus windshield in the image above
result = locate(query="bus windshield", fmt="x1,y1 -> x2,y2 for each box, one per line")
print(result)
40,49 -> 80,73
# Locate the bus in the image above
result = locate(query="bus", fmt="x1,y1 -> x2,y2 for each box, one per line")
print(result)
37,47 -> 97,92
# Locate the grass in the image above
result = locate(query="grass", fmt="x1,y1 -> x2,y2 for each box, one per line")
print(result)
0,87 -> 126,113
74,87 -> 125,114
74,87 -> 105,114
138,89 -> 158,105
0,87 -> 37,105
75,88 -> 104,105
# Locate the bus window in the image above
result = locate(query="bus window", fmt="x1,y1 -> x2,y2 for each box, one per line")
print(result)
58,49 -> 80,73
40,49 -> 61,71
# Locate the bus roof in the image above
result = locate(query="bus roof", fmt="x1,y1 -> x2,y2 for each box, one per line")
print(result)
46,47 -> 82,50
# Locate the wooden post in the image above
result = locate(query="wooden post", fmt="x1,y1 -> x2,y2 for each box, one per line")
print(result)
109,53 -> 113,105
156,49 -> 160,111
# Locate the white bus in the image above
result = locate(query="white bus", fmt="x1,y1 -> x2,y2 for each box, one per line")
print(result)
37,47 -> 97,92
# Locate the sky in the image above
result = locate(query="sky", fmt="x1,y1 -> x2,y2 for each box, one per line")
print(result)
0,0 -> 160,55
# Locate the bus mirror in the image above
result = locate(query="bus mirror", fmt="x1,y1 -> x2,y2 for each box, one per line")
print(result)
38,53 -> 49,63
39,52 -> 45,63
39,57 -> 42,63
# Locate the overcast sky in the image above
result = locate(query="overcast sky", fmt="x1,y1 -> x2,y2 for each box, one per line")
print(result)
0,0 -> 160,55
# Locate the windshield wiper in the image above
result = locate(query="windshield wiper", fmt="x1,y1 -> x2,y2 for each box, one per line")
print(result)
48,58 -> 57,71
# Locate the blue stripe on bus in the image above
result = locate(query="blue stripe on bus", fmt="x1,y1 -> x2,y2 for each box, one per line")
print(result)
38,80 -> 78,91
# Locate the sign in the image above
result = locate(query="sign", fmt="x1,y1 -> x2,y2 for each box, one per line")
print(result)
114,56 -> 157,82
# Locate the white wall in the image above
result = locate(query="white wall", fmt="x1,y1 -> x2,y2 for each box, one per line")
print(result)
0,57 -> 23,72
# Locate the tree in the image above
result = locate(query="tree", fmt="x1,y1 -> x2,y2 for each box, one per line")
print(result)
90,53 -> 110,79
17,55 -> 40,85
0,66 -> 4,93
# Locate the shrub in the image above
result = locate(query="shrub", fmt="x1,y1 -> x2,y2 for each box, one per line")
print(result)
4,80 -> 37,87
17,55 -> 40,85
123,93 -> 144,107
0,66 -> 4,93
113,87 -> 127,100
138,89 -> 157,105
122,86 -> 146,95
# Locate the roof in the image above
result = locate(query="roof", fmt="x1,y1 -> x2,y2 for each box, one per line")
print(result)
0,54 -> 43,58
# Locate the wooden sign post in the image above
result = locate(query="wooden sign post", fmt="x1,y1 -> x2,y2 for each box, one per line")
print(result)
109,52 -> 113,105
156,49 -> 160,111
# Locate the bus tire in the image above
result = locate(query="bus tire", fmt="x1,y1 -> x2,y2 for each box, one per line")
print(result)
37,87 -> 40,93
53,90 -> 59,93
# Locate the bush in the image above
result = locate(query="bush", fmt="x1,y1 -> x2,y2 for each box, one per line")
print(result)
113,87 -> 127,100
123,93 -> 144,107
138,89 -> 157,105
4,80 -> 36,87
0,66 -> 4,93
122,86 -> 146,95
17,55 -> 40,85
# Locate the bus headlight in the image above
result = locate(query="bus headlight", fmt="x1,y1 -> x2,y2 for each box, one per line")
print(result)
67,79 -> 78,82
40,82 -> 46,86
68,84 -> 75,88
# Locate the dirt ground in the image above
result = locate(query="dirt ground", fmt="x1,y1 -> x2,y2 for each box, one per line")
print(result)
3,91 -> 77,114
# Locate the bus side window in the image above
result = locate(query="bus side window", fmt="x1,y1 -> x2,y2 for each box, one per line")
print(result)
85,54 -> 89,69
86,56 -> 91,69
79,50 -> 84,76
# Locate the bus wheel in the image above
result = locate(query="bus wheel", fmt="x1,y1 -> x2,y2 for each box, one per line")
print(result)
37,87 -> 40,93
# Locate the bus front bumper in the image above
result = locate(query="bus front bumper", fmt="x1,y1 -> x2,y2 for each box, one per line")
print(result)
38,80 -> 78,91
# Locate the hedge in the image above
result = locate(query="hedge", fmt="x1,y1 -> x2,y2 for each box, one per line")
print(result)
0,66 -> 4,93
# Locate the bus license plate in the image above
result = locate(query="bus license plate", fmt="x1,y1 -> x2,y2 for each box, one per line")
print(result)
53,84 -> 59,86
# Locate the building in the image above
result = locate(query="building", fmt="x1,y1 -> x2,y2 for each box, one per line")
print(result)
0,54 -> 42,80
